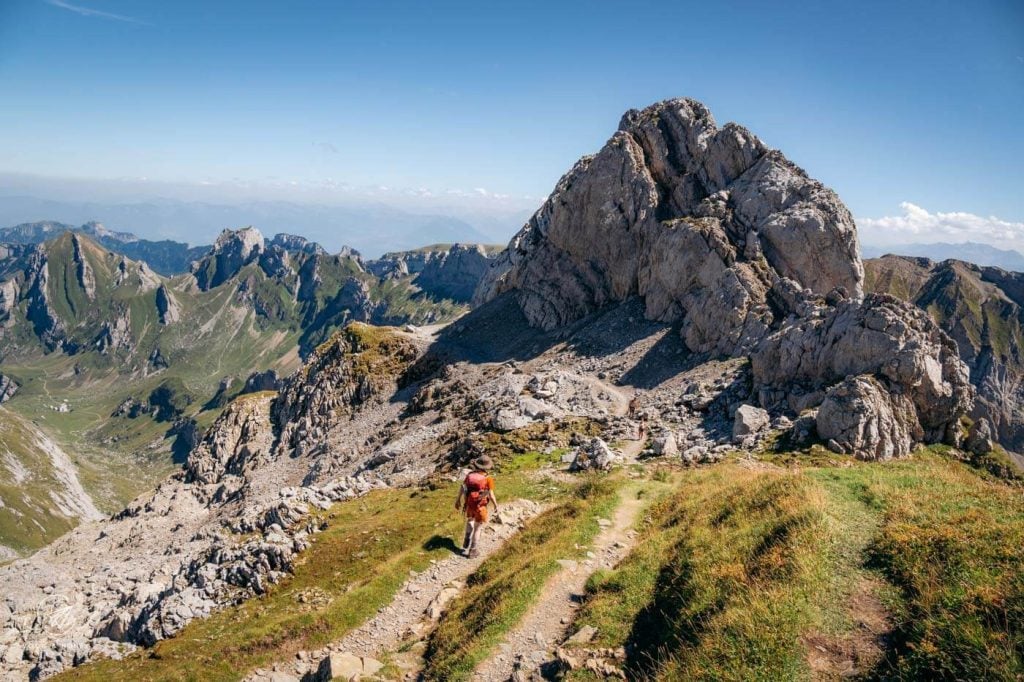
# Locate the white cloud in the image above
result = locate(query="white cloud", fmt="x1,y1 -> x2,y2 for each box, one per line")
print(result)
45,0 -> 149,24
858,202 -> 1024,249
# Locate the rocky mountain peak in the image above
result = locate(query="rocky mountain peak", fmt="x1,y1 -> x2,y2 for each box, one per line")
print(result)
214,226 -> 265,259
192,227 -> 266,290
476,97 -> 863,355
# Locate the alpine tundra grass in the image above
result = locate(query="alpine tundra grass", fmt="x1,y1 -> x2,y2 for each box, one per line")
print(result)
565,451 -> 1024,681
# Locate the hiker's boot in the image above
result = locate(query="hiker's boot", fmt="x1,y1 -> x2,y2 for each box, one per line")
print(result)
468,547 -> 480,559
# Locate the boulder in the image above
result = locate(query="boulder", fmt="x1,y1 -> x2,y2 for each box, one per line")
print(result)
732,404 -> 769,441
570,438 -> 620,471
651,432 -> 678,456
816,375 -> 919,460
965,417 -> 994,456
315,651 -> 382,681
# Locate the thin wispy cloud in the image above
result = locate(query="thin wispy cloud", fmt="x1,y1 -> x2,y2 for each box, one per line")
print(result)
45,0 -> 149,25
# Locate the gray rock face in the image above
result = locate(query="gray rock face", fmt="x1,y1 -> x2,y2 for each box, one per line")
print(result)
23,250 -> 68,351
0,278 -> 20,318
475,98 -> 862,355
94,307 -> 133,355
0,373 -> 18,403
269,233 -> 327,256
71,234 -> 96,302
752,294 -> 974,449
155,284 -> 180,325
369,244 -> 497,303
816,375 -> 919,460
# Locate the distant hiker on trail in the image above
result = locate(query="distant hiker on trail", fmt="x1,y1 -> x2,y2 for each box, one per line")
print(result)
638,412 -> 649,442
455,455 -> 499,558
628,393 -> 640,419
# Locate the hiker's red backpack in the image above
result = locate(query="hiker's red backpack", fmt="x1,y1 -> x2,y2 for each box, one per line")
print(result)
464,471 -> 490,507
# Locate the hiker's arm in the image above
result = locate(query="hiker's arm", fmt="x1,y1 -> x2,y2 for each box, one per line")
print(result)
488,489 -> 499,512
454,485 -> 464,511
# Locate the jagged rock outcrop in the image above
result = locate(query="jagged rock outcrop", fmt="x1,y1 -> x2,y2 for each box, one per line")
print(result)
70,234 -> 96,301
752,293 -> 974,452
273,323 -> 419,456
95,307 -> 133,354
23,250 -> 68,351
0,278 -> 20,318
815,375 -> 919,460
474,98 -> 973,457
154,284 -> 180,324
184,394 -> 276,498
0,373 -> 18,402
269,233 -> 328,256
369,244 -> 497,302
476,98 -> 862,355
866,255 -> 1024,453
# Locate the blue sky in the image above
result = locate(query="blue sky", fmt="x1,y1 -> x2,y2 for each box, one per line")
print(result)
0,0 -> 1022,246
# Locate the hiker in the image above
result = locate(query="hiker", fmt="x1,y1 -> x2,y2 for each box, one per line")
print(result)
627,393 -> 640,419
638,411 -> 649,442
455,455 -> 499,558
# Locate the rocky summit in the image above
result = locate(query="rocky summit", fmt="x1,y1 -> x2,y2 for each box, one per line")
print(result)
476,98 -> 862,353
478,97 -> 970,459
0,98 -> 1017,682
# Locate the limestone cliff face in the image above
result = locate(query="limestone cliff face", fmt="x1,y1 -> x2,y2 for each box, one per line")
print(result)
476,98 -> 863,355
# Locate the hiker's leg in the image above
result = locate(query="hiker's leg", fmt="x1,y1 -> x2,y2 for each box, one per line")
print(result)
469,519 -> 485,556
464,520 -> 478,552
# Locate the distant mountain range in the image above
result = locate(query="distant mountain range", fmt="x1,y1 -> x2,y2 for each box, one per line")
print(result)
0,221 -> 211,276
0,195 -> 521,258
862,241 -> 1024,272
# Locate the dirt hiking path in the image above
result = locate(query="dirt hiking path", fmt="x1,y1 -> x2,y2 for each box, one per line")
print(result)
472,483 -> 645,682
245,499 -> 543,682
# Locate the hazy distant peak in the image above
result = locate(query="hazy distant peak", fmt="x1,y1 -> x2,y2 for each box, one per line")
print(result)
269,232 -> 326,256
861,241 -> 1024,273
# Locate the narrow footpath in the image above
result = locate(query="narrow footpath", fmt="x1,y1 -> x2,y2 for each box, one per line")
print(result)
471,480 -> 646,682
